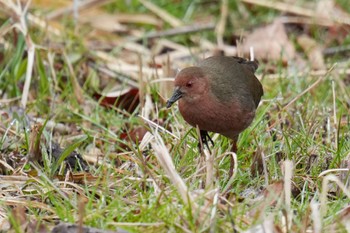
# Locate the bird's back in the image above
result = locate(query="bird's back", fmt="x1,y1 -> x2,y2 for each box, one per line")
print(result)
198,56 -> 263,107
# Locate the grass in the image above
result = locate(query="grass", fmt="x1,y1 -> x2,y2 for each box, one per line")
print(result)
1,0 -> 350,232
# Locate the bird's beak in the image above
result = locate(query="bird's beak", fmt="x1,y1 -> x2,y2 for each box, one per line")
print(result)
166,87 -> 183,108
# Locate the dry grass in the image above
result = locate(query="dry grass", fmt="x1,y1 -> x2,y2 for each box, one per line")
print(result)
0,0 -> 350,232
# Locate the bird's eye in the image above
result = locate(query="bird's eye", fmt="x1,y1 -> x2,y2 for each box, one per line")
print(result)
186,81 -> 193,88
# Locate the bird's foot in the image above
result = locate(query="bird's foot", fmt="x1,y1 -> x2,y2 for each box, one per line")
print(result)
198,130 -> 214,152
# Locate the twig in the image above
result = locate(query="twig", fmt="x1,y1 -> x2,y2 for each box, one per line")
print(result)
138,115 -> 179,140
92,51 -> 163,81
46,0 -> 112,20
216,0 -> 228,48
282,64 -> 336,110
140,23 -> 215,40
279,16 -> 333,27
266,64 -> 336,135
318,168 -> 350,177
139,0 -> 215,50
243,0 -> 315,17
28,13 -> 62,36
139,0 -> 182,27
0,97 -> 21,103
323,45 -> 350,56
88,63 -> 139,88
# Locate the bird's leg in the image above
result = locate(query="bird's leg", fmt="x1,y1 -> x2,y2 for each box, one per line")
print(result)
198,130 -> 214,152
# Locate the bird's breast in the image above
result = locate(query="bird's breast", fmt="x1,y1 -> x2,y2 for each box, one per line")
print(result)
178,93 -> 256,139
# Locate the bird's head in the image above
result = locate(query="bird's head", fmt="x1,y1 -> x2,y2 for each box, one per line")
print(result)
166,67 -> 208,108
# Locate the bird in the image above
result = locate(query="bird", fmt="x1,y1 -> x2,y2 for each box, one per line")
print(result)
166,56 -> 263,177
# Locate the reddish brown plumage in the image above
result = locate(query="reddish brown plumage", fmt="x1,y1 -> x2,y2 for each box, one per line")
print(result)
167,56 -> 263,141
167,56 -> 263,177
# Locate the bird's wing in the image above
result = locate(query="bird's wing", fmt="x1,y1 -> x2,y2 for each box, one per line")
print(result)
199,56 -> 263,107
231,57 -> 263,107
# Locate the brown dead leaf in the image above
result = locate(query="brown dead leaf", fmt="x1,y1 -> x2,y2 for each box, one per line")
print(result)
120,126 -> 148,144
11,206 -> 27,229
26,220 -> 49,233
297,35 -> 325,70
327,26 -> 350,48
80,9 -> 163,33
115,13 -> 163,27
324,205 -> 350,231
56,172 -> 98,183
242,19 -> 295,63
83,7 -> 162,25
249,181 -> 284,219
94,88 -> 140,113
262,180 -> 284,206
316,0 -> 350,22
80,10 -> 128,33
117,126 -> 149,153
338,205 -> 350,224
10,205 -> 48,233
